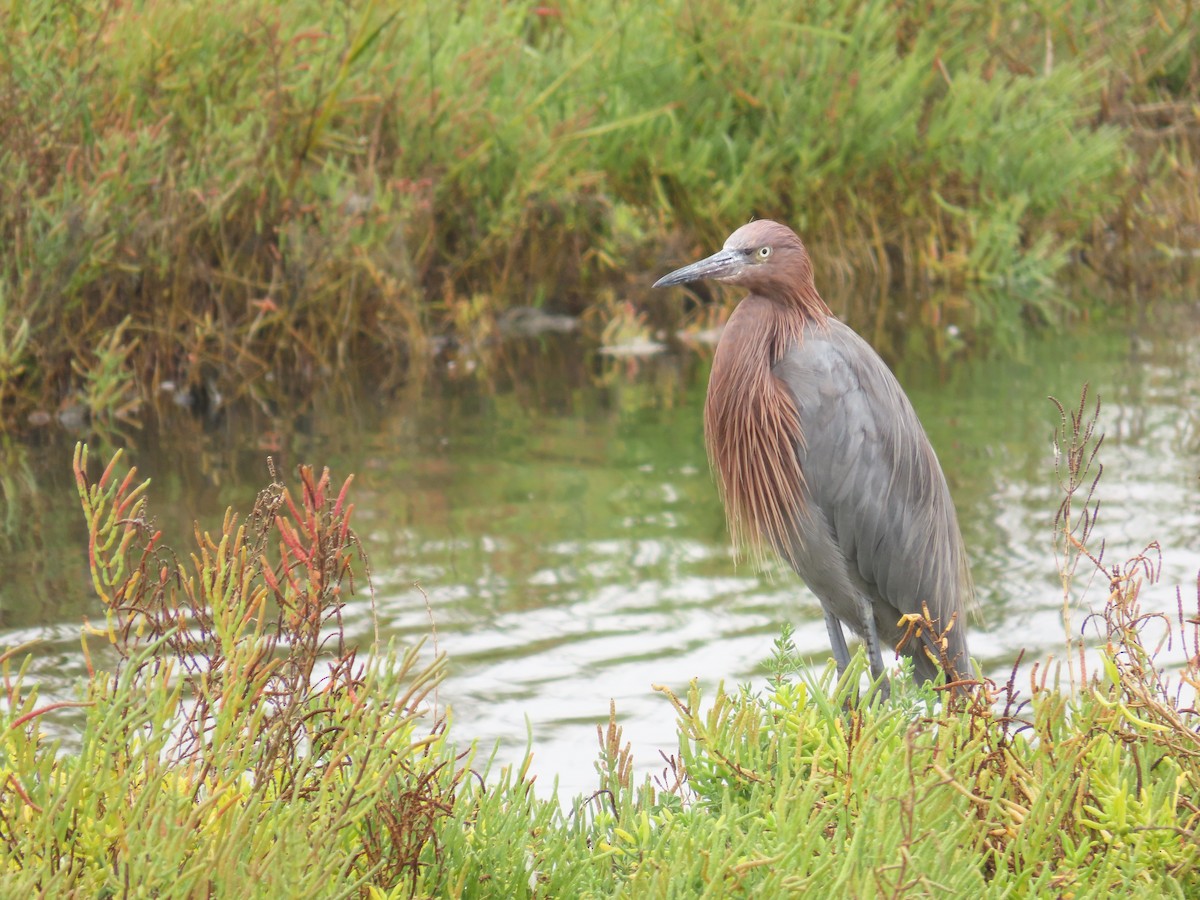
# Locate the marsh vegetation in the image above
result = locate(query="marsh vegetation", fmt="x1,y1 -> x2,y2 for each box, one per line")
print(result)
1,0 -> 1197,429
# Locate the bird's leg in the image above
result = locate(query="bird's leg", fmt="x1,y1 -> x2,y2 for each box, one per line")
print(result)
823,610 -> 851,679
855,595 -> 891,701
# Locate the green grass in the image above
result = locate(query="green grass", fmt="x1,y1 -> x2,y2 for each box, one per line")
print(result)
0,0 -> 1197,428
2,389 -> 1199,895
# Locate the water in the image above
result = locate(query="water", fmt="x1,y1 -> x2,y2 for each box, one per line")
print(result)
3,312 -> 1198,801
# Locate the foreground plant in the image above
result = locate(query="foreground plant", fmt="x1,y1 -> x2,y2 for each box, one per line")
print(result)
3,386 -> 1199,896
0,447 -> 459,895
408,388 -> 1200,896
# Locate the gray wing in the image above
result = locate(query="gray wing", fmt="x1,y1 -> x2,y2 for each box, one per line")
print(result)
772,319 -> 971,678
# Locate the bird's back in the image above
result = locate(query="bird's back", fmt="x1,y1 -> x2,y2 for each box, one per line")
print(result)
772,319 -> 971,682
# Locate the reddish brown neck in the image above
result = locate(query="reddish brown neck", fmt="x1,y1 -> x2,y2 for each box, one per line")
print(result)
703,294 -> 816,563
777,281 -> 831,321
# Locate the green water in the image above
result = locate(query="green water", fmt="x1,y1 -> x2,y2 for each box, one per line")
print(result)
2,313 -> 1198,799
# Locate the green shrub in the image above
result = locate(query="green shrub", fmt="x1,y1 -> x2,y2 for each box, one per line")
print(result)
0,447 -> 459,894
0,1 -> 1196,425
10,387 -> 1200,894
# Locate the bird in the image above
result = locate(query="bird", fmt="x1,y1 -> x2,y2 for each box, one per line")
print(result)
654,220 -> 971,696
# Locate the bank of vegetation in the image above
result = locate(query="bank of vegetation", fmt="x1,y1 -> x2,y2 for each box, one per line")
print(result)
2,391 -> 1198,895
0,0 -> 1197,429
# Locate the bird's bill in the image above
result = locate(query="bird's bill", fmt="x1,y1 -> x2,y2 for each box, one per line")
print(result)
653,248 -> 742,288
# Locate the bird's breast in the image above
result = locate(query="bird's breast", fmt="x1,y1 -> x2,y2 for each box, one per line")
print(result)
704,297 -> 808,563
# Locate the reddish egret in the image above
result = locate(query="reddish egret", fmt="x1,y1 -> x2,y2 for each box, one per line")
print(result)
654,220 -> 971,695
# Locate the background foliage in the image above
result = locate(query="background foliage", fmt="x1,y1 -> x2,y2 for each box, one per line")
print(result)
0,0 -> 1197,428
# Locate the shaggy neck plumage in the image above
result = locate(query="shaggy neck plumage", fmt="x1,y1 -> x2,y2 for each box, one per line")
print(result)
704,294 -> 819,564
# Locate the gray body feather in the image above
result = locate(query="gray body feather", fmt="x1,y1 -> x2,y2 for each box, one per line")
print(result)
774,319 -> 971,683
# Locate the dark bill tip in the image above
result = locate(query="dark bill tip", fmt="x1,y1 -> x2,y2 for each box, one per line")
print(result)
652,248 -> 742,289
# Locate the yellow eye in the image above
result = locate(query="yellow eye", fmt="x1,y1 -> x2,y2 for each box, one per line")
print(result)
757,246 -> 771,259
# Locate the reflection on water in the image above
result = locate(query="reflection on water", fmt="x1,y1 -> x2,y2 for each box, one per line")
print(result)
2,315 -> 1198,800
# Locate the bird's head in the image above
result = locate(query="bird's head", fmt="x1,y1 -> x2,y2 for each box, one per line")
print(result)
653,220 -> 820,307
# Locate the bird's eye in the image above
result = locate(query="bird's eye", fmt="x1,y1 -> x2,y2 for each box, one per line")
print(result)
757,246 -> 771,259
